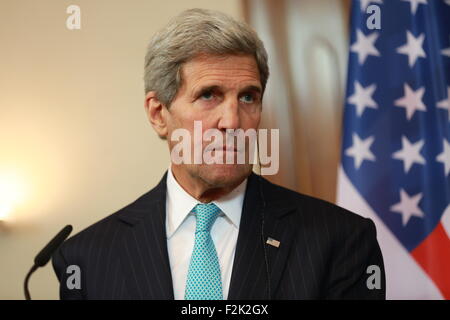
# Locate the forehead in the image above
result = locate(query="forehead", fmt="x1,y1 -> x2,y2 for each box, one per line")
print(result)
180,54 -> 261,90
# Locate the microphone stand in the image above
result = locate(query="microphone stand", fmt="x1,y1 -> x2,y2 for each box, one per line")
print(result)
23,225 -> 73,300
24,265 -> 38,300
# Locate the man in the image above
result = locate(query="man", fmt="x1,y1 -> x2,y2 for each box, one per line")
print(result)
52,8 -> 385,300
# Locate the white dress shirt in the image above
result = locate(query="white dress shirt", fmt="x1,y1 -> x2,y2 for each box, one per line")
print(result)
165,167 -> 247,300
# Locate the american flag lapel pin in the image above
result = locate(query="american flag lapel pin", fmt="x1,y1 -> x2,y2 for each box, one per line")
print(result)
266,237 -> 280,248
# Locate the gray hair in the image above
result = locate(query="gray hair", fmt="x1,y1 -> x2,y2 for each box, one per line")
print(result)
144,8 -> 269,106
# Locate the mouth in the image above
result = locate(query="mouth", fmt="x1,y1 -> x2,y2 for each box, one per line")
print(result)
204,145 -> 240,153
222,146 -> 238,152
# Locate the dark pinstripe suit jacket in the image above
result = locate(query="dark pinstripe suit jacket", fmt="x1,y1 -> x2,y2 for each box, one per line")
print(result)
52,171 -> 386,299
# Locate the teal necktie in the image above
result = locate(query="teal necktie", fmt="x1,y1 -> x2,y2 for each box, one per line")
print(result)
184,203 -> 223,300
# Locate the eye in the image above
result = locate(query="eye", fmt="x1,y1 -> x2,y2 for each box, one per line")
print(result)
239,93 -> 255,104
200,91 -> 214,101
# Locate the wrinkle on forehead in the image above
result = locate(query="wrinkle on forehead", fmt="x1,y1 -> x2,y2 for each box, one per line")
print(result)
180,54 -> 261,94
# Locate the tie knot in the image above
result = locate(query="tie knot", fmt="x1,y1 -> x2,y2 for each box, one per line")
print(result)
193,203 -> 221,233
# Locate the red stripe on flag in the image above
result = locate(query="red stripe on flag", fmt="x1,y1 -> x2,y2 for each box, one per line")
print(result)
411,223 -> 450,300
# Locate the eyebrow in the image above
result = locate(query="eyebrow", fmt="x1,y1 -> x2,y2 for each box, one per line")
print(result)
192,84 -> 262,97
241,85 -> 262,95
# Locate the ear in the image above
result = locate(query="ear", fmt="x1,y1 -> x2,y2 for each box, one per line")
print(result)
144,91 -> 168,139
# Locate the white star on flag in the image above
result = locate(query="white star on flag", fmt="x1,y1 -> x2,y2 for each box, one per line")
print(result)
390,189 -> 425,226
401,0 -> 427,15
394,83 -> 427,120
396,31 -> 426,67
351,29 -> 380,65
443,46 -> 450,58
347,81 -> 378,116
437,87 -> 450,121
392,136 -> 426,173
436,139 -> 450,176
359,0 -> 383,11
345,133 -> 376,169
445,0 -> 450,6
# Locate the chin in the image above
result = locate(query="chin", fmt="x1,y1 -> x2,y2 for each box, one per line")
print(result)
199,163 -> 252,187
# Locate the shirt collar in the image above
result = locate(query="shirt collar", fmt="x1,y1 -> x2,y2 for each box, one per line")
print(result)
165,166 -> 247,239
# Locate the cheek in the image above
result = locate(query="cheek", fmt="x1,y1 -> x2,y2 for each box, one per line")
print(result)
167,113 -> 212,145
170,102 -> 206,129
165,107 -> 192,132
241,109 -> 261,129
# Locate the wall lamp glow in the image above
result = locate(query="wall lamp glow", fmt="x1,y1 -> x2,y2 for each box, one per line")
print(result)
0,171 -> 27,223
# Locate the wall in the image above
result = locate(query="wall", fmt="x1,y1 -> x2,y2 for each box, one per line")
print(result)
244,0 -> 350,203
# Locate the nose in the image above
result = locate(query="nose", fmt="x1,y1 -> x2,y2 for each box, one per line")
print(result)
217,98 -> 240,131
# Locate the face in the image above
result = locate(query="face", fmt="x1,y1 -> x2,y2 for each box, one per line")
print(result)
150,54 -> 262,190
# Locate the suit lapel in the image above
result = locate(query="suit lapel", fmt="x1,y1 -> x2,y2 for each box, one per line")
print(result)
116,172 -> 175,299
263,202 -> 297,298
228,173 -> 265,299
228,173 -> 297,299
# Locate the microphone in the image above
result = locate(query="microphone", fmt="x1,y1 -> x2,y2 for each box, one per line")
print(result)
24,224 -> 73,300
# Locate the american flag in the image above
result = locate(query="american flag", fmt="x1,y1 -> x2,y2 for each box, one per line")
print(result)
337,0 -> 450,299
